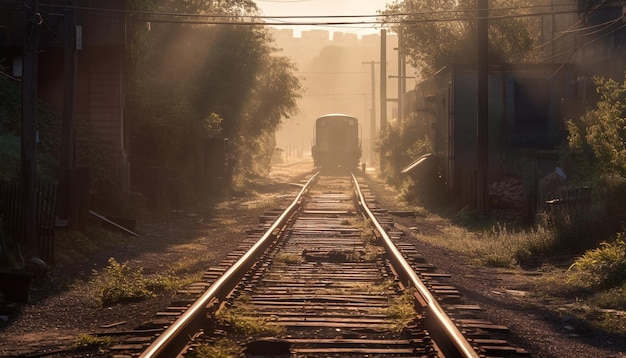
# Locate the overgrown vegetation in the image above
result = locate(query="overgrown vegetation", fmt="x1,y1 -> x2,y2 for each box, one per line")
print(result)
379,72 -> 626,331
90,257 -> 185,307
563,75 -> 626,241
377,112 -> 433,186
188,338 -> 243,358
383,0 -> 538,78
71,334 -> 114,352
217,301 -> 284,336
569,233 -> 626,291
128,0 -> 302,208
386,288 -> 418,333
406,222 -> 555,267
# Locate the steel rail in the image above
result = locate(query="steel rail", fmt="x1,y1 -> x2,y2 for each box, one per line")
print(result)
351,173 -> 479,358
140,172 -> 320,358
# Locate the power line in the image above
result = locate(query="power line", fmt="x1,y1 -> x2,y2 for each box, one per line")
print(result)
0,1 -> 586,28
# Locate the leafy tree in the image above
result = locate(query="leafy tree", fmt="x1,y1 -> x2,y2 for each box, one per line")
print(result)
378,112 -> 433,185
563,74 -> 626,241
566,75 -> 626,180
127,0 -> 301,205
383,0 -> 538,77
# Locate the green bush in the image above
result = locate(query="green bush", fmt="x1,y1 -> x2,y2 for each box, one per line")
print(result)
569,232 -> 626,289
378,113 -> 433,186
557,74 -> 626,255
565,75 -> 626,180
94,258 -> 155,306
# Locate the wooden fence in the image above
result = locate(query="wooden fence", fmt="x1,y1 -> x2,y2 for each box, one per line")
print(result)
544,186 -> 591,237
0,182 -> 57,264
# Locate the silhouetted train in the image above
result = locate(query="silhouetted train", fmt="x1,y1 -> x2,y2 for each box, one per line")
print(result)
311,114 -> 361,168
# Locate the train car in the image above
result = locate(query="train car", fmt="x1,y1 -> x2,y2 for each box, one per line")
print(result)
311,114 -> 361,168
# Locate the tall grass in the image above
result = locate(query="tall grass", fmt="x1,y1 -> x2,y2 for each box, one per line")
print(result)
411,223 -> 556,267
569,232 -> 626,290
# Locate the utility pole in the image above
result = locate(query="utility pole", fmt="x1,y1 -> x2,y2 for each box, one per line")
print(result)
380,29 -> 387,172
476,0 -> 489,213
22,0 -> 40,248
361,61 -> 379,166
58,8 -> 77,225
396,27 -> 405,124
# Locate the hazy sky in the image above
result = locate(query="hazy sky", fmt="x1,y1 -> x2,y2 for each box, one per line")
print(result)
255,0 -> 393,37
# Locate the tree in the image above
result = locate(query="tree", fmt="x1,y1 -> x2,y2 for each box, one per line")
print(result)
566,75 -> 626,180
563,74 -> 626,241
127,0 -> 301,205
383,0 -> 538,77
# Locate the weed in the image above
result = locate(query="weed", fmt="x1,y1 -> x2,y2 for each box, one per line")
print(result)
386,289 -> 417,333
188,338 -> 242,358
92,258 -> 155,306
588,283 -> 626,310
217,304 -> 284,336
569,233 -> 626,289
409,223 -> 555,268
274,252 -> 300,264
359,220 -> 378,244
71,334 -> 113,351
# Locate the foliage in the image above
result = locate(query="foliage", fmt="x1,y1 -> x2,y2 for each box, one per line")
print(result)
377,112 -> 433,186
71,334 -> 113,351
560,75 -> 626,243
217,302 -> 284,335
411,221 -> 556,268
188,339 -> 243,358
386,288 -> 417,333
92,257 -> 182,307
588,283 -> 626,311
383,0 -> 538,77
93,258 -> 155,306
569,232 -> 626,289
565,75 -> 626,181
128,1 -> 301,207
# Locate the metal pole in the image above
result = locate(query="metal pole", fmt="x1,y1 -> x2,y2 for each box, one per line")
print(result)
477,0 -> 489,213
58,8 -> 77,225
361,61 -> 379,166
21,0 -> 40,247
397,27 -> 402,124
380,29 -> 387,172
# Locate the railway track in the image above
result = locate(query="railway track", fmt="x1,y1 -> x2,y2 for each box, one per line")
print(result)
110,171 -> 529,357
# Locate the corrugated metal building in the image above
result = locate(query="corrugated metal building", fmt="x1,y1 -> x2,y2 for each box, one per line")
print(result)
414,64 -> 578,203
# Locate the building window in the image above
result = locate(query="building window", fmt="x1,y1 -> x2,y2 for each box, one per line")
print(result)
514,79 -> 550,130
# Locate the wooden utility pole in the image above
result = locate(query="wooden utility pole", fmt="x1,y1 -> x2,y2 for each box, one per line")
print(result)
476,0 -> 489,213
21,0 -> 40,247
397,27 -> 405,124
58,8 -> 77,225
380,29 -> 387,171
362,61 -> 379,165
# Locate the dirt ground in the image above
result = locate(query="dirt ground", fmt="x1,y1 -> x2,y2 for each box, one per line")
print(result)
0,160 -> 625,357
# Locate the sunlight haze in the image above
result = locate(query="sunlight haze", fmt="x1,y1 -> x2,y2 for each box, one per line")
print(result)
256,0 -> 393,37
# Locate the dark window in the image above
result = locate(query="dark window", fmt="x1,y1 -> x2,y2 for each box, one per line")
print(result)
514,79 -> 550,130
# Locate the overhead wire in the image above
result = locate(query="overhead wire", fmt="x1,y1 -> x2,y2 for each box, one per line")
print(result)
4,0 -> 621,82
4,1 -> 583,28
534,0 -> 608,50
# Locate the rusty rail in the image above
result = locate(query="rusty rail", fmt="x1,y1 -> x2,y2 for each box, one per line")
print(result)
140,172 -> 479,357
139,173 -> 319,358
352,173 -> 479,358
